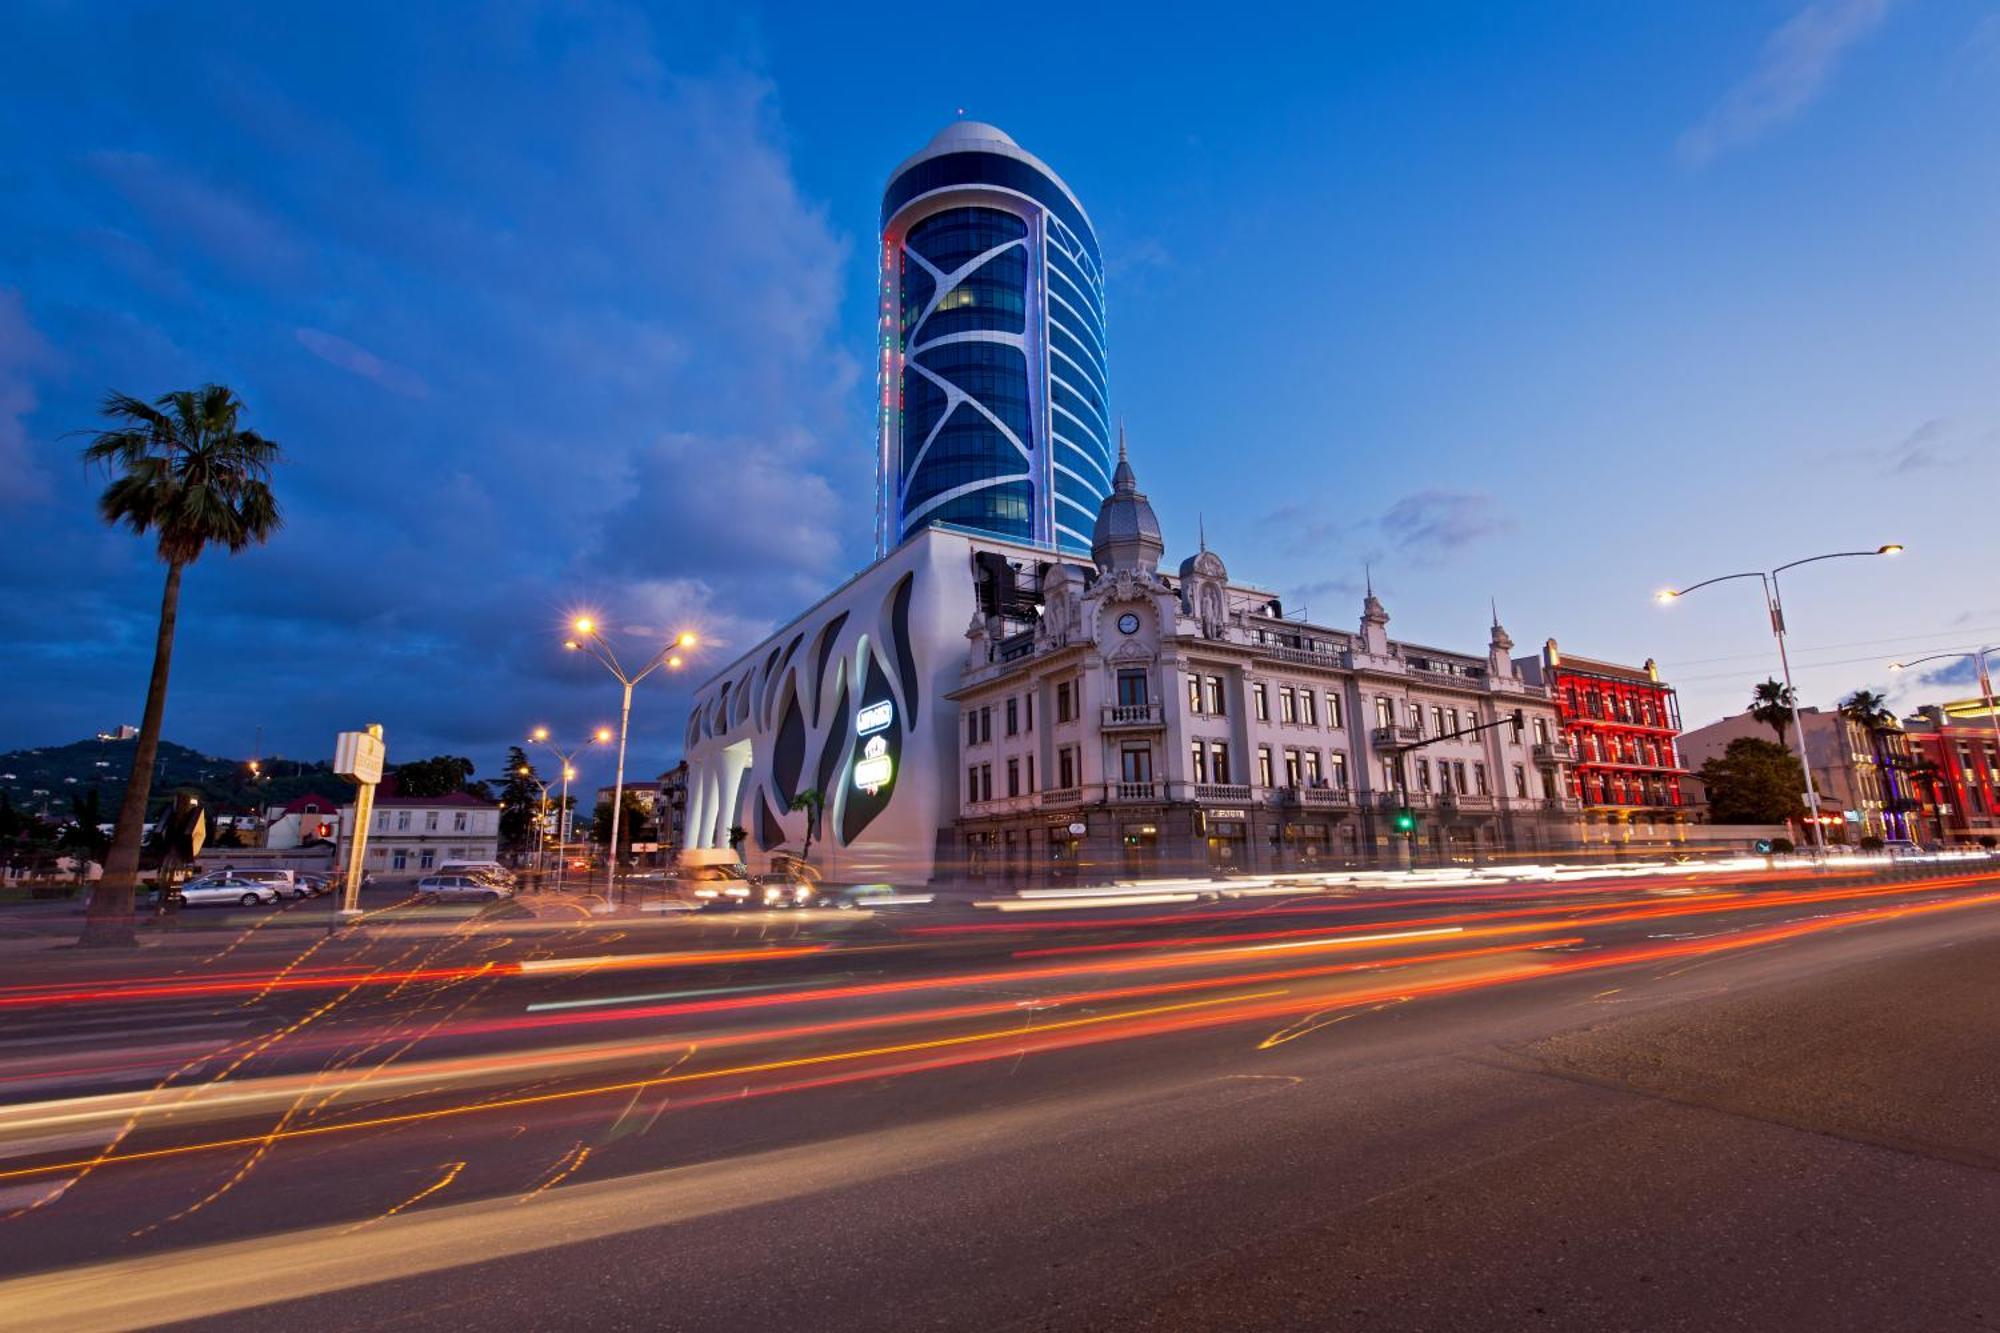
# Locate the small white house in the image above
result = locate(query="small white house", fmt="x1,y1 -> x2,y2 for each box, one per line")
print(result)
263,792 -> 343,850
337,790 -> 501,877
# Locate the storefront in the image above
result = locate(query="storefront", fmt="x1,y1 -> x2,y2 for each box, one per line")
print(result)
1202,809 -> 1249,870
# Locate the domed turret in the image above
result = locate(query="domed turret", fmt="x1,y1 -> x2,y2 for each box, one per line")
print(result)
1092,427 -> 1164,575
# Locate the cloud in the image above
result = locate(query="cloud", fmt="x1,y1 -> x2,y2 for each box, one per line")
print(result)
295,328 -> 430,399
1877,417 -> 1957,473
0,289 -> 57,506
1107,237 -> 1172,281
86,149 -> 310,283
1678,0 -> 1896,166
1378,490 -> 1510,559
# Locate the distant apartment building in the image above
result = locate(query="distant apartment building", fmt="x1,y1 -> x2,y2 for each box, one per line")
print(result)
336,789 -> 501,876
1679,706 -> 1915,841
1516,640 -> 1689,844
658,761 -> 689,854
1901,704 -> 2000,844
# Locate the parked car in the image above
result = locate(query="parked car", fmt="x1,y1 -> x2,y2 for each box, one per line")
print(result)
295,872 -> 333,897
226,868 -> 309,899
438,860 -> 514,885
414,873 -> 514,904
172,875 -> 280,908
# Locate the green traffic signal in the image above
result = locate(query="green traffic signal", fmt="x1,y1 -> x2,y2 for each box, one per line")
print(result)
1392,808 -> 1416,833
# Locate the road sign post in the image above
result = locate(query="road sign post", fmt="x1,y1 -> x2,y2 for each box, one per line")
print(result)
333,724 -> 386,925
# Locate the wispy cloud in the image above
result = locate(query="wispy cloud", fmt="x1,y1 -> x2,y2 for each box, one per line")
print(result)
295,328 -> 430,399
1378,490 -> 1510,559
1879,417 -> 1957,473
0,289 -> 56,507
1679,0 -> 1896,167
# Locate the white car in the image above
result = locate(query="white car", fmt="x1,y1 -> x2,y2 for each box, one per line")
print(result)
225,869 -> 310,899
174,876 -> 280,908
438,861 -> 514,885
415,874 -> 515,904
686,864 -> 757,909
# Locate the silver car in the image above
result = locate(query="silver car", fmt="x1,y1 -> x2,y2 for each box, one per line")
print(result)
173,876 -> 280,908
414,873 -> 514,904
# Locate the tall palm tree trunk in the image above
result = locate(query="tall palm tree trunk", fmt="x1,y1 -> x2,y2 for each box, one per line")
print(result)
80,562 -> 183,947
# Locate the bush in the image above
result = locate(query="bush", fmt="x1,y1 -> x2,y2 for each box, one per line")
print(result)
1769,837 -> 1796,855
1858,835 -> 1885,852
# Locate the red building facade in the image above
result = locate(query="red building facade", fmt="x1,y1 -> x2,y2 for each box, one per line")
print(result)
1518,640 -> 1688,838
1902,705 -> 2000,844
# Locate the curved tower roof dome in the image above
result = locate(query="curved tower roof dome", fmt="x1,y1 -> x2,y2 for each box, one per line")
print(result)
925,119 -> 1018,150
1091,429 -> 1165,574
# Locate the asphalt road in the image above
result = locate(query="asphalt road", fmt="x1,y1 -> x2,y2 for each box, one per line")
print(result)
2,859 -> 1998,1331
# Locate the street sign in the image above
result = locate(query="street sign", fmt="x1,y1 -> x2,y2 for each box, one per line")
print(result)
1067,821 -> 1087,835
629,841 -> 660,853
335,728 -> 386,785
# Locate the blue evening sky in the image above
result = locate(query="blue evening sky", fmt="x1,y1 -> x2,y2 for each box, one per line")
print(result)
1,1 -> 1995,783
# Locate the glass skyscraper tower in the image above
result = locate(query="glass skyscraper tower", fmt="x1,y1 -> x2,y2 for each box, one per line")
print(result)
876,121 -> 1109,557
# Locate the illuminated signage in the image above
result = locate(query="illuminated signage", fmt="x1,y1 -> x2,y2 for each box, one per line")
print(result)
856,700 -> 894,736
853,735 -> 893,794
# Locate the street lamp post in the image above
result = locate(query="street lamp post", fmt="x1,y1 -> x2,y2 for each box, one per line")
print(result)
527,728 -> 605,893
1658,545 -> 1903,853
563,618 -> 696,899
517,766 -> 553,875
1890,646 -> 2000,845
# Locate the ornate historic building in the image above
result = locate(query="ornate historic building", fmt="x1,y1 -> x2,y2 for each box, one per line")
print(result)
1516,641 -> 1690,845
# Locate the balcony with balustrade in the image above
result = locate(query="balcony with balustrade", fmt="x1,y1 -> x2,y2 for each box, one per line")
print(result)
1101,703 -> 1165,731
1372,724 -> 1422,749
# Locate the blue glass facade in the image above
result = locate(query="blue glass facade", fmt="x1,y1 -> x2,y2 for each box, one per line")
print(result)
878,129 -> 1108,556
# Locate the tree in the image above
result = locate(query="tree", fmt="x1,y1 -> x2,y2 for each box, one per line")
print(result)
78,385 -> 282,947
788,788 -> 825,863
592,792 -> 653,856
1749,678 -> 1796,746
60,789 -> 111,882
497,747 -> 543,862
392,755 -> 481,799
1699,737 -> 1807,827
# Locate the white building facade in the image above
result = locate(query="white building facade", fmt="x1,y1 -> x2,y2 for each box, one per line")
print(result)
681,441 -> 1579,886
336,791 -> 501,877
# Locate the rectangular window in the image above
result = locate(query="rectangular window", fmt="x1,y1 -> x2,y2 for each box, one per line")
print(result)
1025,693 -> 1034,732
1409,702 -> 1424,733
1187,674 -> 1204,714
1119,671 -> 1150,707
1253,683 -> 1269,721
1059,748 -> 1076,789
1191,742 -> 1208,784
1474,762 -> 1489,795
1284,749 -> 1302,787
1438,762 -> 1453,795
1416,758 -> 1432,791
1376,697 -> 1394,729
980,764 -> 993,802
1326,693 -> 1343,730
1300,690 -> 1317,727
968,712 -> 980,747
1007,758 -> 1020,798
1258,745 -> 1275,788
1006,698 -> 1019,736
1205,675 -> 1225,716
1430,706 -> 1444,737
1211,742 -> 1231,785
1279,687 -> 1297,724
392,849 -> 407,871
377,811 -> 389,832
1056,682 -> 1073,723
1026,755 -> 1035,792
397,811 -> 411,832
1453,760 -> 1468,793
1383,759 -> 1398,790
419,849 -> 435,870
1329,752 -> 1349,790
1445,708 -> 1459,736
980,707 -> 992,743
969,767 -> 980,803
453,812 -> 468,832
1303,750 -> 1322,785
1121,746 -> 1153,784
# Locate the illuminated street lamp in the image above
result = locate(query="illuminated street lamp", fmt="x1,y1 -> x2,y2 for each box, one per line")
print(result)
1658,545 -> 1904,852
527,726 -> 606,891
562,617 -> 696,896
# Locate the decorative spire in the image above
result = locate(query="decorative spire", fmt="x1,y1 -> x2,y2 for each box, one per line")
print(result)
1198,512 -> 1207,552
1364,563 -> 1374,598
1490,597 -> 1501,628
1111,420 -> 1138,494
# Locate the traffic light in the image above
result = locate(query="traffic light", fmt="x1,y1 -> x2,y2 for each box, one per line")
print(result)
1392,807 -> 1416,834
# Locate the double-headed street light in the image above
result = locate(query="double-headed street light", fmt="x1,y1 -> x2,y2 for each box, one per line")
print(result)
527,726 -> 609,891
1658,545 -> 1904,852
563,618 -> 698,896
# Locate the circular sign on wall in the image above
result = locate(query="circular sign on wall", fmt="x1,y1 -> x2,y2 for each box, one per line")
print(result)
1067,821 -> 1087,835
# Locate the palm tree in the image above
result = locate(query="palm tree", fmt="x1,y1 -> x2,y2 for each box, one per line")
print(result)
788,788 -> 825,863
1839,688 -> 1905,840
1749,678 -> 1796,746
77,386 -> 282,946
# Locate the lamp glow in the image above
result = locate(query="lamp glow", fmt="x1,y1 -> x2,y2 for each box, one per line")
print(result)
667,655 -> 683,668
1655,589 -> 1679,604
594,727 -> 612,744
676,631 -> 698,648
1877,544 -> 1904,555
573,617 -> 595,634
